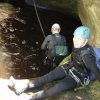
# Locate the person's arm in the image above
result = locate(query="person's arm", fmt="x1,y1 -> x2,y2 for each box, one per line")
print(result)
82,53 -> 100,81
41,35 -> 50,50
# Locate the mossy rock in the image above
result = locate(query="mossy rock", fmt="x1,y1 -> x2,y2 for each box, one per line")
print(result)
59,54 -> 71,65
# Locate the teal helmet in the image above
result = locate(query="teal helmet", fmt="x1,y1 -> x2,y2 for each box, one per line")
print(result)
73,26 -> 90,39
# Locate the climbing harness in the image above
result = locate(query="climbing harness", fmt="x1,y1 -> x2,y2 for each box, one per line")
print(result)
68,67 -> 90,86
62,65 -> 90,86
32,0 -> 46,38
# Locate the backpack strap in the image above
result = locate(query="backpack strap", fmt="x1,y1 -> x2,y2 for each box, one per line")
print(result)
51,35 -> 57,45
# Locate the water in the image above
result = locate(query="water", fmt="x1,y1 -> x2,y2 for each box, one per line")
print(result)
0,4 -> 81,79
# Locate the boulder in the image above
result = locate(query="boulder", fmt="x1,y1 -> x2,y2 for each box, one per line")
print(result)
78,0 -> 100,47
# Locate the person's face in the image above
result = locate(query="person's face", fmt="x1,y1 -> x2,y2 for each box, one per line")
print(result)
51,28 -> 60,34
73,35 -> 87,48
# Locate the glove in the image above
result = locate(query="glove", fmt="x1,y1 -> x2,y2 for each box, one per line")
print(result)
8,76 -> 29,95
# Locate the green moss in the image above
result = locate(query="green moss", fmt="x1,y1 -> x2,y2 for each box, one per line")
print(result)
59,54 -> 71,65
87,81 -> 100,100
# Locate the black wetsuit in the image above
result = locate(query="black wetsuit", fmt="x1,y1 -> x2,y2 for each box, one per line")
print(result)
28,44 -> 100,99
41,34 -> 67,67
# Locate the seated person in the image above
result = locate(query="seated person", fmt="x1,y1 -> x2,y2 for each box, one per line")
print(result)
8,26 -> 100,100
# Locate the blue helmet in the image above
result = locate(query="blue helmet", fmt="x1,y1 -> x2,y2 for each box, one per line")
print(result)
73,26 -> 90,39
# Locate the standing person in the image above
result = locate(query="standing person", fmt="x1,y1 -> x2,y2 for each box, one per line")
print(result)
41,23 -> 68,68
8,26 -> 100,100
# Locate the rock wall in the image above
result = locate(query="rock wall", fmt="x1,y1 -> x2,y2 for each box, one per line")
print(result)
25,0 -> 78,17
78,0 -> 100,47
0,3 -> 16,78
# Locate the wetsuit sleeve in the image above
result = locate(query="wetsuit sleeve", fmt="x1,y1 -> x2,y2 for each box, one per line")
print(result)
82,53 -> 100,81
41,35 -> 50,50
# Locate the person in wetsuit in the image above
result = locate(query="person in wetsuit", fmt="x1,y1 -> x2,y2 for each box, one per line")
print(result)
8,26 -> 100,100
41,23 -> 68,68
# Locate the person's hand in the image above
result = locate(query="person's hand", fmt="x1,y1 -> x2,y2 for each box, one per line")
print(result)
8,76 -> 29,94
